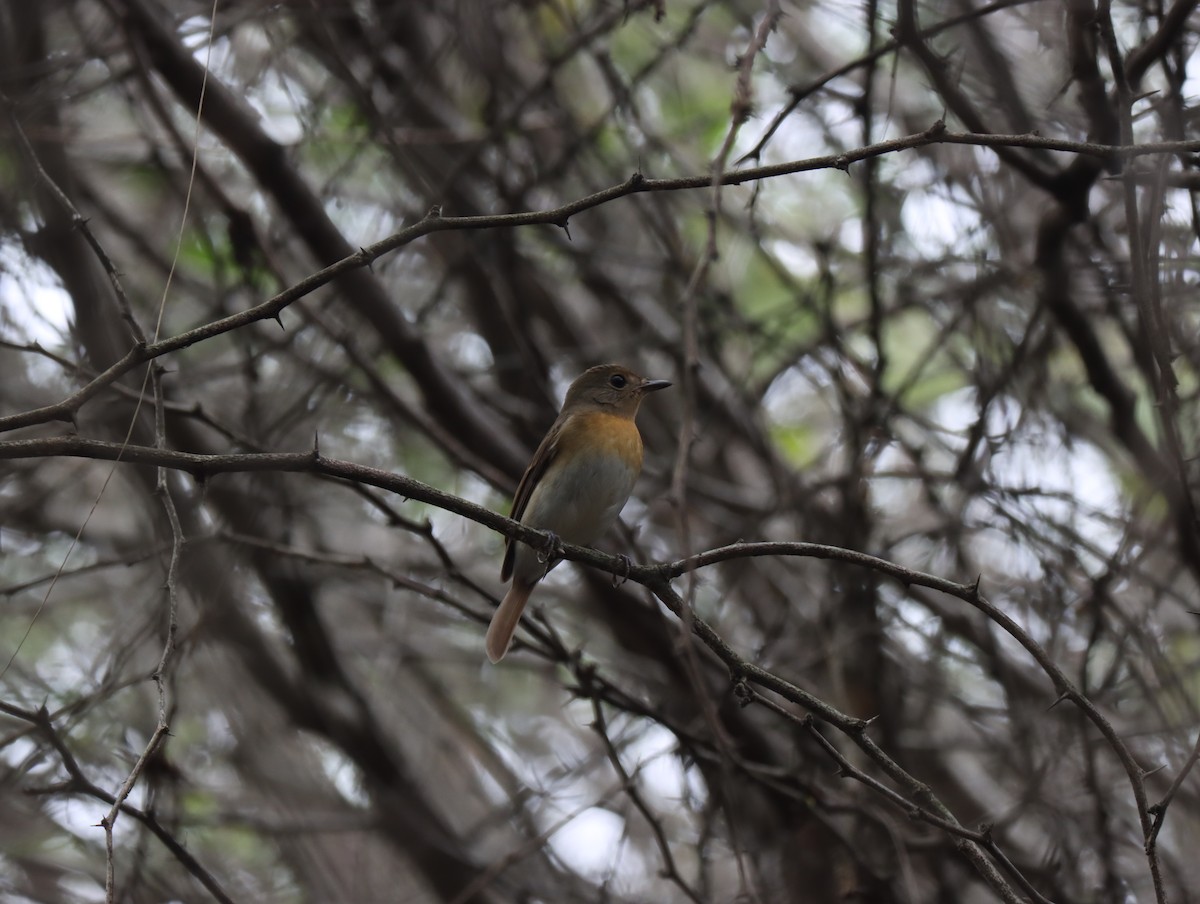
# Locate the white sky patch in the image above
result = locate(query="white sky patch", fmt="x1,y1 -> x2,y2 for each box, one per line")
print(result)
929,388 -> 1113,501
616,724 -> 690,810
763,359 -> 835,413
549,722 -> 692,886
900,183 -> 985,259
921,387 -> 1123,574
753,93 -> 847,164
764,24 -> 797,66
838,217 -> 863,254
33,639 -> 94,701
548,806 -> 627,879
182,16 -> 307,146
45,788 -> 141,865
892,155 -> 939,194
447,331 -> 495,371
800,3 -> 869,64
766,237 -> 819,280
926,385 -> 979,435
315,742 -> 369,808
482,708 -> 695,889
0,243 -> 72,346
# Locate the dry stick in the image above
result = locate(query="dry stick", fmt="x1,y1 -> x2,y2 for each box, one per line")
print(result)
1,121 -> 1188,899
1147,730 -> 1200,850
4,8 -> 216,899
738,0 -> 1040,163
1,95 -> 147,346
666,11 -> 780,901
587,687 -> 706,904
0,110 -> 157,684
98,363 -> 186,904
218,530 -> 499,630
750,691 -> 1053,904
0,545 -> 168,596
120,12 -> 215,886
636,582 -> 1028,904
13,703 -> 238,904
2,124 -> 1197,438
1097,11 -> 1173,900
8,430 -> 1168,899
0,438 -> 1082,901
446,781 -> 627,904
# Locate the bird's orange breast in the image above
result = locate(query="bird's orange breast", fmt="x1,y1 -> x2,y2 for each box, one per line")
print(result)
555,410 -> 644,466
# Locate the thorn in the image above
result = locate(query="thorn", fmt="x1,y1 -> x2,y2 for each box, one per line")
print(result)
927,118 -> 946,137
427,204 -> 443,219
734,147 -> 758,166
629,171 -> 645,187
1046,691 -> 1070,711
359,248 -> 373,271
562,220 -> 572,241
312,431 -> 321,457
273,312 -> 285,331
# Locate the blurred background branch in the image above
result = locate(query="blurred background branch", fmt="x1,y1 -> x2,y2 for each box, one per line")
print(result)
2,1 -> 1200,902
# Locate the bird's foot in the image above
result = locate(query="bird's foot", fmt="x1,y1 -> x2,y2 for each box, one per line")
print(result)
612,553 -> 633,587
537,531 -> 564,566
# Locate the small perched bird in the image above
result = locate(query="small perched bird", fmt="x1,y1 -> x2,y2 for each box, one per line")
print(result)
486,364 -> 671,663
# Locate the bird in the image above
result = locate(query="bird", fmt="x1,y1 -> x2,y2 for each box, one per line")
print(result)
486,364 -> 671,663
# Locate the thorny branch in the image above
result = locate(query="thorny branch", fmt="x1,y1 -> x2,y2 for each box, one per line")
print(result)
2,126 -> 1196,437
5,2 -> 1200,900
0,432 -> 1162,902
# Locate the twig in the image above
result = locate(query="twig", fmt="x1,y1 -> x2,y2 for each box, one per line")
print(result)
1,125 -> 1196,437
584,673 -> 707,904
19,703 -> 236,903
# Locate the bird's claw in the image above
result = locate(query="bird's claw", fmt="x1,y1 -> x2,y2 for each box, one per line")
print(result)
612,553 -> 633,587
537,531 -> 564,566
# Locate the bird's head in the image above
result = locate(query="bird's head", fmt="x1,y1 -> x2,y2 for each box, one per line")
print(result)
562,364 -> 671,418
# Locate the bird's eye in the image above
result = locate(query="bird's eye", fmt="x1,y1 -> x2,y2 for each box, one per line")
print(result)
609,374 -> 627,389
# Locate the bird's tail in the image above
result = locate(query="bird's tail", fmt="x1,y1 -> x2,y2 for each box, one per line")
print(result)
486,581 -> 534,663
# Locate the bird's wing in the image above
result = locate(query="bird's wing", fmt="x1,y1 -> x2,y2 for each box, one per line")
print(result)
501,418 -> 563,582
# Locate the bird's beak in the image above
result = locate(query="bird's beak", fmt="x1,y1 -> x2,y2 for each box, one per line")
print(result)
641,379 -> 672,393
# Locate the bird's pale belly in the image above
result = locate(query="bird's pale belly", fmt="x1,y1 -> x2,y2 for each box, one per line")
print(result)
524,449 -> 638,544
512,446 -> 640,583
